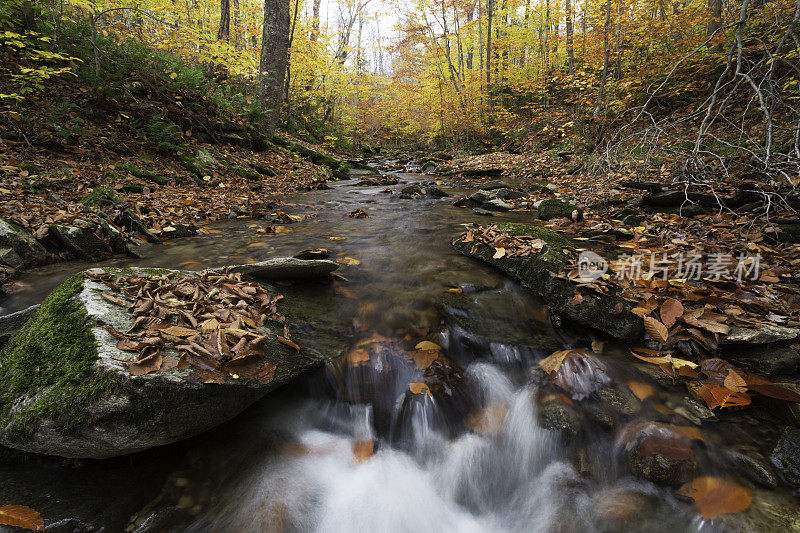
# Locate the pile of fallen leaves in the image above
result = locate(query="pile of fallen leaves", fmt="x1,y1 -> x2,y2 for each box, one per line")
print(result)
460,224 -> 548,259
88,270 -> 296,384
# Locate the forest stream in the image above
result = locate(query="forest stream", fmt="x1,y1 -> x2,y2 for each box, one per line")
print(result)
0,169 -> 797,533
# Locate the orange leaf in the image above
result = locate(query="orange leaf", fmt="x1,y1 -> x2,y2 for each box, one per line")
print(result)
345,348 -> 370,366
627,381 -> 655,401
277,335 -> 300,351
409,382 -> 431,396
0,505 -> 44,531
352,440 -> 374,462
676,477 -> 752,519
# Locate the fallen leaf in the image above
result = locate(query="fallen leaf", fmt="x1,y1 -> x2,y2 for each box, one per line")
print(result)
493,247 -> 507,259
0,505 -> 44,531
409,382 -> 431,396
129,353 -> 163,376
644,316 -> 669,342
660,298 -> 684,328
627,381 -> 655,401
101,293 -> 127,307
161,326 -> 198,337
277,335 -> 300,351
539,349 -> 582,374
352,440 -> 374,462
345,348 -> 370,365
676,477 -> 753,519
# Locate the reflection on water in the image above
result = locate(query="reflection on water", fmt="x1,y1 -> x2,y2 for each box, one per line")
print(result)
0,176 -> 792,532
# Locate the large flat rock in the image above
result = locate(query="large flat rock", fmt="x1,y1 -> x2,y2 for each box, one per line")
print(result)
0,266 -> 351,459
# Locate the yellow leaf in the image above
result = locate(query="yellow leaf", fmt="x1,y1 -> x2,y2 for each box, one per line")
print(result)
493,247 -> 507,259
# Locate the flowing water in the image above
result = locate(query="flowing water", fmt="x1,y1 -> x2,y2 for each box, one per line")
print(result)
0,171 -> 797,532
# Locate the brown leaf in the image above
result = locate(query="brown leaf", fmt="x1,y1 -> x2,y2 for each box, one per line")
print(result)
676,477 -> 753,519
723,369 -> 748,393
101,293 -> 127,307
129,353 -> 163,376
0,505 -> 44,531
644,316 -> 669,342
161,326 -> 198,337
116,338 -> 142,351
659,298 -> 684,328
277,335 -> 300,351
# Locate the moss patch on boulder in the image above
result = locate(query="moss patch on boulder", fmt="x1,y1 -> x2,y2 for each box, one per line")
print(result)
537,198 -> 584,221
0,274 -> 120,437
82,187 -> 122,208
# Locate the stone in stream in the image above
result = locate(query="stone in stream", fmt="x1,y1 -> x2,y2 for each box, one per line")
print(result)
0,265 -> 351,459
399,182 -> 447,199
0,218 -> 53,269
49,224 -> 109,262
770,426 -> 800,486
478,180 -> 511,190
536,198 -> 584,221
0,305 -> 39,347
221,257 -> 339,281
452,223 -> 644,341
619,422 -> 699,486
483,198 -> 512,212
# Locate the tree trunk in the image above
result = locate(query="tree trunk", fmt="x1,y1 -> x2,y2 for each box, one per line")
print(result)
566,0 -> 574,74
259,0 -> 290,137
311,0 -> 321,41
217,0 -> 230,40
594,0 -> 612,118
232,0 -> 240,48
707,0 -> 722,37
486,0 -> 493,89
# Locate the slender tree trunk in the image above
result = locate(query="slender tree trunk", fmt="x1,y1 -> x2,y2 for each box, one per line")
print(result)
478,0 -> 484,73
466,2 -> 475,70
259,0 -> 290,136
594,0 -> 612,118
708,0 -> 722,45
486,0 -> 493,89
566,0 -> 574,74
232,0 -> 240,49
217,0 -> 230,40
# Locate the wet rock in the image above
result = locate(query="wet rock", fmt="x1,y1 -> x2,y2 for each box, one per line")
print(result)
0,305 -> 39,347
0,218 -> 52,268
462,168 -> 503,177
160,223 -> 198,239
493,188 -> 526,200
452,224 -> 644,340
399,182 -> 447,199
538,398 -> 583,440
468,190 -> 496,205
715,487 -> 800,532
724,325 -> 799,344
621,422 -> 699,486
223,258 -> 339,281
49,224 -> 108,262
724,344 -> 800,376
479,180 -> 510,190
771,426 -> 800,486
622,214 -> 645,226
0,267 -> 346,459
527,183 -> 557,194
597,386 -> 641,417
453,197 -> 475,208
729,448 -> 779,488
484,198 -> 512,212
537,198 -> 584,221
473,208 -> 496,216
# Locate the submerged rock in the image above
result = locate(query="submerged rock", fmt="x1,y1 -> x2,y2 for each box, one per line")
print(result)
399,182 -> 447,199
537,198 -> 584,221
620,422 -> 699,486
0,266 -> 350,459
452,223 -> 643,340
771,426 -> 800,486
223,258 -> 339,281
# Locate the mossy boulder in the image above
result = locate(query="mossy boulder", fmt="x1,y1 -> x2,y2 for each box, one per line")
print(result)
274,137 -> 342,170
0,218 -> 52,269
451,223 -> 643,340
0,265 -> 352,459
82,187 -> 122,208
537,198 -> 584,221
117,162 -> 168,186
178,147 -> 219,178
49,224 -> 108,262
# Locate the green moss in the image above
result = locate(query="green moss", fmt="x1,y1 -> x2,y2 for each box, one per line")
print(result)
537,198 -> 584,221
497,222 -> 573,262
118,162 -> 168,186
82,187 -> 122,208
0,273 -> 121,435
230,166 -> 261,180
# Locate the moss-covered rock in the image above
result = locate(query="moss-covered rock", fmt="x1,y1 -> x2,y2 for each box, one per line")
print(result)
117,162 -> 168,186
82,187 -> 122,208
177,147 -> 219,177
452,223 -> 643,340
0,218 -> 52,269
230,165 -> 262,181
537,198 -> 584,221
274,137 -> 342,170
49,224 -> 108,262
0,265 -> 353,459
